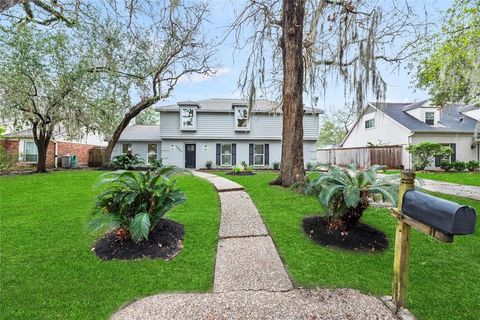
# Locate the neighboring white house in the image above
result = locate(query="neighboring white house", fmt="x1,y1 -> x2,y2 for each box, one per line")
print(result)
112,98 -> 323,169
339,100 -> 480,169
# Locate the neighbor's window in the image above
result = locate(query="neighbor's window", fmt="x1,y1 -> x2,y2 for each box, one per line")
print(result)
221,144 -> 232,166
181,107 -> 196,130
122,143 -> 132,154
147,144 -> 157,164
234,106 -> 249,130
365,119 -> 375,129
425,112 -> 435,125
254,144 -> 264,166
24,141 -> 38,162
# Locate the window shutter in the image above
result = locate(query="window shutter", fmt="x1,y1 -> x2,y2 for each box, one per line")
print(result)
216,144 -> 221,166
265,144 -> 269,166
232,144 -> 236,165
450,144 -> 456,162
249,144 -> 254,165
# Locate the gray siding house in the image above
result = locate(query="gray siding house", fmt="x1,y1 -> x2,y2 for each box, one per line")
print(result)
112,98 -> 322,169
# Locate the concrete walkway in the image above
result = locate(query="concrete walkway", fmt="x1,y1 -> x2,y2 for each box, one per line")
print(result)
419,179 -> 480,200
112,171 -> 397,320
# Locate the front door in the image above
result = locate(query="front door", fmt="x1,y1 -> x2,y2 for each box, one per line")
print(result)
185,144 -> 196,168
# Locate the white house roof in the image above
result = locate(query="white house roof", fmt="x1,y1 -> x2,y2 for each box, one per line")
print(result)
118,125 -> 160,141
155,98 -> 323,114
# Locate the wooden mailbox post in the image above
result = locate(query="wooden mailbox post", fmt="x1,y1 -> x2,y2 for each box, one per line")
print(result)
390,171 -> 477,313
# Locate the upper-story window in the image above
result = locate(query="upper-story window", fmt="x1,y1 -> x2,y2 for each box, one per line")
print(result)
180,107 -> 196,130
365,118 -> 375,129
425,112 -> 435,125
234,105 -> 250,131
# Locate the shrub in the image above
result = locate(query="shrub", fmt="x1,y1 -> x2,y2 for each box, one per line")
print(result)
0,145 -> 15,170
406,142 -> 452,171
453,161 -> 466,172
232,164 -> 245,174
240,161 -> 247,168
148,158 -> 163,169
88,169 -> 186,242
307,164 -> 399,231
466,160 -> 480,172
306,162 -> 313,171
440,161 -> 454,172
246,164 -> 254,173
205,160 -> 212,169
110,153 -> 144,170
273,161 -> 280,170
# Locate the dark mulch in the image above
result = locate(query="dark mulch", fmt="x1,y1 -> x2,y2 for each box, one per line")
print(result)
226,171 -> 255,176
92,219 -> 185,260
302,216 -> 388,252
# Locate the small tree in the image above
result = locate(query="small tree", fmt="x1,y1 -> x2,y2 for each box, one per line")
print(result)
406,142 -> 452,171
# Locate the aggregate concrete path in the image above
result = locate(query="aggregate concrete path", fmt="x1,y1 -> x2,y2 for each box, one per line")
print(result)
419,179 -> 480,200
112,171 -> 398,320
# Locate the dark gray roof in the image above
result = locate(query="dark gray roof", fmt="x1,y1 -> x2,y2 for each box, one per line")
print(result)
155,98 -> 323,114
371,102 -> 478,133
118,125 -> 160,141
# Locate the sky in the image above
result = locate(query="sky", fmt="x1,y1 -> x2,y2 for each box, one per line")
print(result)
161,0 -> 455,112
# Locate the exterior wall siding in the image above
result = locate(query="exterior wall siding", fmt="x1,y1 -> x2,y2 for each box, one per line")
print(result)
111,141 -> 162,165
159,111 -> 319,141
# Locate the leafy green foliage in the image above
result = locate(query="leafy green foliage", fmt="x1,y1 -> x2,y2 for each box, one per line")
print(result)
110,153 -> 144,170
205,160 -> 212,169
89,169 -> 186,242
414,0 -> 480,105
307,164 -> 399,230
148,158 -> 163,169
232,165 -> 245,174
135,107 -> 158,125
440,161 -> 454,172
406,142 -> 452,171
306,162 -> 313,171
466,160 -> 480,171
453,161 -> 467,172
273,161 -> 280,170
0,145 -> 15,171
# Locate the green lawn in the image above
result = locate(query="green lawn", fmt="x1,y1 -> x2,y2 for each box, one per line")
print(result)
0,170 -> 220,320
218,172 -> 480,320
385,170 -> 480,187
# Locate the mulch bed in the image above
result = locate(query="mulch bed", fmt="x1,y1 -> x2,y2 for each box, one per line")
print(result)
302,216 -> 388,252
92,219 -> 185,261
226,171 -> 255,176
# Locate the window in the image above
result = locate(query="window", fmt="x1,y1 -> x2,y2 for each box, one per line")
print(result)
122,143 -> 132,154
365,119 -> 375,129
181,107 -> 196,130
24,141 -> 38,162
425,112 -> 435,125
254,144 -> 264,166
234,106 -> 249,130
147,144 -> 157,164
221,144 -> 232,166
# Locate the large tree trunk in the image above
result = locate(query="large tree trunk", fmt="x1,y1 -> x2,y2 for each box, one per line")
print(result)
271,0 -> 306,187
32,122 -> 53,173
101,97 -> 160,168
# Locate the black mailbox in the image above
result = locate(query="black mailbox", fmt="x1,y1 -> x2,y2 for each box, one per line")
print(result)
402,190 -> 476,235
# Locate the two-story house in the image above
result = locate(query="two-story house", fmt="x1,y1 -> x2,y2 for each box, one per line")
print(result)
112,98 -> 322,169
340,100 -> 480,169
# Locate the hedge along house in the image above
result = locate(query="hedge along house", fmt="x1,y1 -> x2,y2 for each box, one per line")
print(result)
112,98 -> 323,169
339,100 -> 480,170
1,129 -> 105,168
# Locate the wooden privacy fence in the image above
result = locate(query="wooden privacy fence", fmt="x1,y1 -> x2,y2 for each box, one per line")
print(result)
317,145 -> 403,169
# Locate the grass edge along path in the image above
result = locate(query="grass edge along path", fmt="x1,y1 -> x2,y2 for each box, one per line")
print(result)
0,170 -> 220,320
217,171 -> 480,320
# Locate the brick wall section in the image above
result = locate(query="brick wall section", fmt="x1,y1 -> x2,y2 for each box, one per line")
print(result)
0,140 -> 19,161
1,139 -> 99,168
56,141 -> 99,167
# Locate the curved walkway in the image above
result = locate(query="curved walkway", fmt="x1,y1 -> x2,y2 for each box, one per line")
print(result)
112,171 -> 397,320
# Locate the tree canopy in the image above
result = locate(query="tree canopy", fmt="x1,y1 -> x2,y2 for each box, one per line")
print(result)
414,0 -> 480,106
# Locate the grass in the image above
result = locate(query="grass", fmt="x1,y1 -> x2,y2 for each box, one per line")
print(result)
385,170 -> 480,187
0,170 -> 220,320
217,171 -> 480,320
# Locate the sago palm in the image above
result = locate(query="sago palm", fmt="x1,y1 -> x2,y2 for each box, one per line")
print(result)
308,164 -> 399,230
89,168 -> 187,242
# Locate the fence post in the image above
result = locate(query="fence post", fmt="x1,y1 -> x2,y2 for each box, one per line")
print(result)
392,170 -> 415,310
